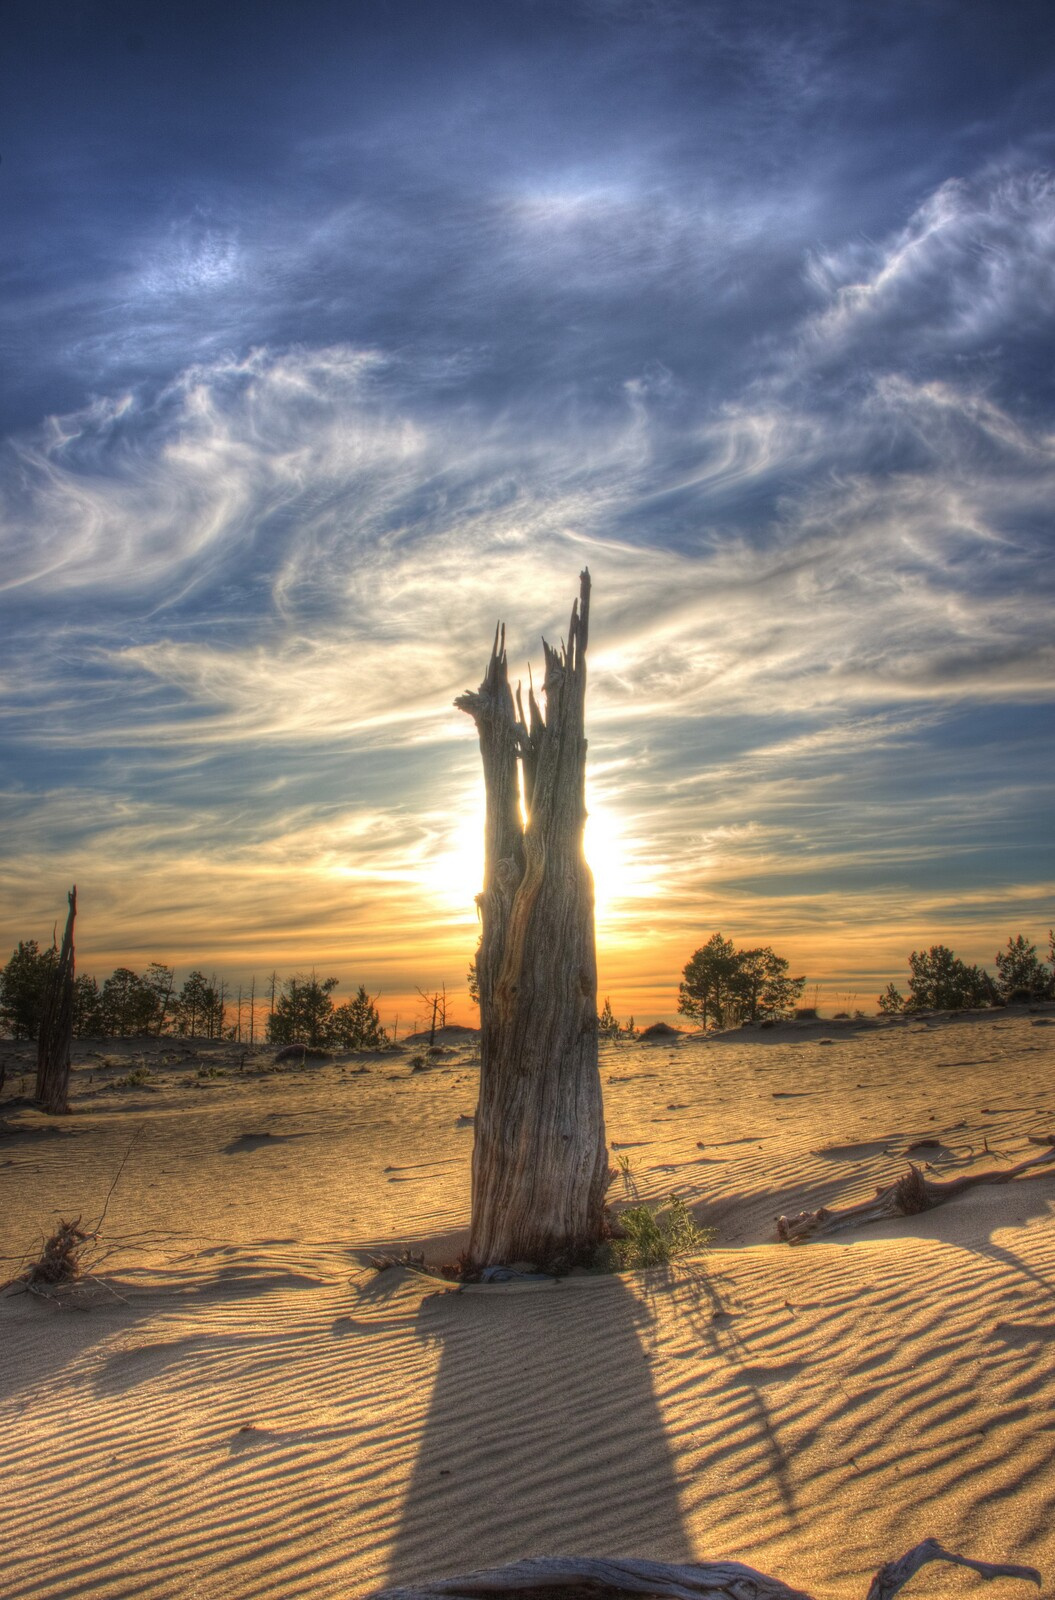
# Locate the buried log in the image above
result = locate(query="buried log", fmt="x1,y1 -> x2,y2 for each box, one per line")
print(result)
367,1541 -> 1039,1600
777,1136 -> 1055,1243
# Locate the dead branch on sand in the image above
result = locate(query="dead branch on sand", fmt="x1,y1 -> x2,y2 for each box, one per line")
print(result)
366,1540 -> 1039,1600
367,1248 -> 427,1273
7,1217 -> 92,1292
777,1137 -> 1055,1243
1,1132 -> 141,1304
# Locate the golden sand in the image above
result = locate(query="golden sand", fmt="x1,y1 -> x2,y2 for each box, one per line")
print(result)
1,1010 -> 1053,1599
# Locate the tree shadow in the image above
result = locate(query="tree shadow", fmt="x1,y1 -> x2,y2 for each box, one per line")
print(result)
384,1274 -> 694,1588
640,1260 -> 800,1527
972,1231 -> 1055,1299
861,1174 -> 1055,1299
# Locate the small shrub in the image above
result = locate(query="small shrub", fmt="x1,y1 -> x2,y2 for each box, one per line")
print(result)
106,1066 -> 153,1090
272,1044 -> 331,1063
609,1196 -> 714,1270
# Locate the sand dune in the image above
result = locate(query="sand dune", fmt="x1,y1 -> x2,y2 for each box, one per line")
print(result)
2,1010 -> 1053,1599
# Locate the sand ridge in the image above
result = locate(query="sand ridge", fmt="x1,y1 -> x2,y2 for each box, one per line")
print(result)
1,1010 -> 1054,1598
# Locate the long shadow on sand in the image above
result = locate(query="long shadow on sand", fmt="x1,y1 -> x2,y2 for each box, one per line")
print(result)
384,1273 -> 693,1588
645,1260 -> 799,1527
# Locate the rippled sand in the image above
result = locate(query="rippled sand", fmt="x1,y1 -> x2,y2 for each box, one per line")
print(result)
2,1010 -> 1053,1599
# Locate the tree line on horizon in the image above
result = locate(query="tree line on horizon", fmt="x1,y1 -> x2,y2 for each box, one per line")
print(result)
1,927 -> 1052,1044
673,930 -> 1053,1030
0,945 -> 386,1049
877,932 -> 1054,1014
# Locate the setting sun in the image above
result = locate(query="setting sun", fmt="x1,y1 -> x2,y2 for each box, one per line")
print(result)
429,782 -> 637,931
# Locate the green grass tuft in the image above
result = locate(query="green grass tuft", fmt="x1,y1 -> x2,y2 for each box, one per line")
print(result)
105,1066 -> 153,1090
608,1196 -> 714,1270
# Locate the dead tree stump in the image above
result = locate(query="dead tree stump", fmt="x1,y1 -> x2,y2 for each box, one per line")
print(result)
35,886 -> 76,1115
455,570 -> 608,1269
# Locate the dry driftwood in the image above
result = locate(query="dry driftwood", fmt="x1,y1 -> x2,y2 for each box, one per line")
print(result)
777,1137 -> 1055,1243
367,1541 -> 1040,1600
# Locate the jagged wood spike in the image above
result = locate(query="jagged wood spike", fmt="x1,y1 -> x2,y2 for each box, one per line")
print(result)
35,886 -> 76,1116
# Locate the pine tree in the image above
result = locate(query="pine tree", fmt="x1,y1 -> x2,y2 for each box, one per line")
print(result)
994,935 -> 1051,1002
99,967 -> 159,1036
677,934 -> 741,1029
332,986 -> 386,1049
0,939 -> 57,1038
878,982 -> 904,1014
267,974 -> 339,1046
906,946 -> 994,1011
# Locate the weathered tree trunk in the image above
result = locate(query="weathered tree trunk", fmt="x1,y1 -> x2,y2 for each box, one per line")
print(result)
455,570 -> 608,1268
35,886 -> 76,1115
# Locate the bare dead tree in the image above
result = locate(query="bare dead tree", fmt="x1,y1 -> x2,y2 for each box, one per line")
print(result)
416,984 -> 447,1045
455,569 -> 607,1268
35,886 -> 76,1115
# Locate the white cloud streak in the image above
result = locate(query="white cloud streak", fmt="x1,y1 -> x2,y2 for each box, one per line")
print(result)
2,162 -> 1053,1007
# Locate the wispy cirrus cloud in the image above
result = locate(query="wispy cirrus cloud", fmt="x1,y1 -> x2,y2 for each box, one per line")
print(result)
804,170 -> 1055,370
2,141 -> 1054,1015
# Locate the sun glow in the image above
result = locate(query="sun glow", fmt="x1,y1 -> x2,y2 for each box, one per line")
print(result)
584,799 -> 625,923
429,787 -> 648,932
431,797 -> 486,920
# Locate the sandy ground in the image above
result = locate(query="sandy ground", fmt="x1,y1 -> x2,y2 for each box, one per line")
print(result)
2,1009 -> 1054,1600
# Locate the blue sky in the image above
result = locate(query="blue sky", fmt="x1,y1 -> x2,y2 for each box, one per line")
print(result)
2,0 -> 1054,1022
